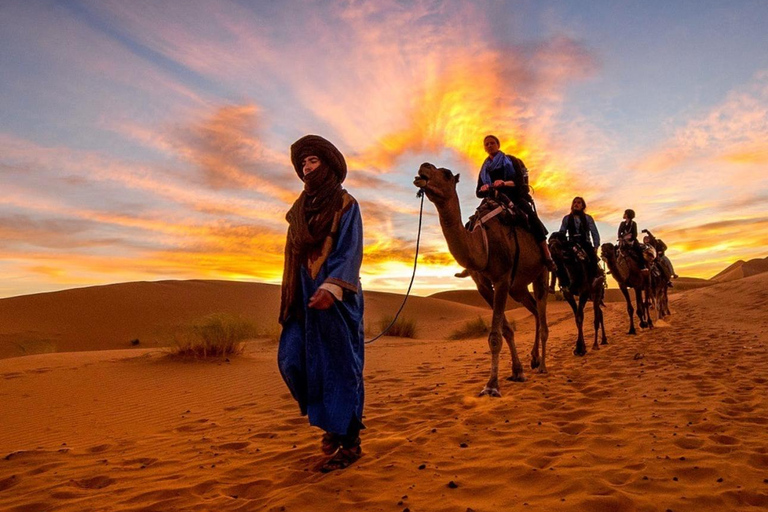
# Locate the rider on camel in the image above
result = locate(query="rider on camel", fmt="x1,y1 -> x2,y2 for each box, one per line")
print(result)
642,229 -> 678,286
618,209 -> 646,270
549,196 -> 601,292
475,134 -> 557,272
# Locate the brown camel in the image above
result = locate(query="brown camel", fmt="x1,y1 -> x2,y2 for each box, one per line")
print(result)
548,232 -> 607,355
600,242 -> 653,334
647,259 -> 671,320
413,163 -> 550,397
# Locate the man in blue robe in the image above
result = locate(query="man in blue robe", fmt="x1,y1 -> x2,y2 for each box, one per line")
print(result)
278,135 -> 365,473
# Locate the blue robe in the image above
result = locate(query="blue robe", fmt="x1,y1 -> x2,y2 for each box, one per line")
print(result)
278,199 -> 365,435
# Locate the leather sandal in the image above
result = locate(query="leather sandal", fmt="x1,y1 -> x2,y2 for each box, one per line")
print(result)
321,433 -> 340,456
320,445 -> 362,473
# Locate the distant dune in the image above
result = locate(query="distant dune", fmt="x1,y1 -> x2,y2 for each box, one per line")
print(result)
2,255 -> 765,360
711,256 -> 768,283
1,267 -> 767,511
0,280 -> 490,359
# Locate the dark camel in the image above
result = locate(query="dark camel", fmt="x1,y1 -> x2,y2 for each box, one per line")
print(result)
647,258 -> 671,320
600,242 -> 653,334
549,232 -> 607,355
414,163 -> 550,397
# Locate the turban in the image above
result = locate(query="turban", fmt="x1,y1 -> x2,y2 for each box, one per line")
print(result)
290,135 -> 347,183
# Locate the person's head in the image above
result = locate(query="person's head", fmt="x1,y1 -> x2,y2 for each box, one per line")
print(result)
624,208 -> 635,221
483,135 -> 501,157
571,196 -> 587,213
302,155 -> 322,176
290,134 -> 347,184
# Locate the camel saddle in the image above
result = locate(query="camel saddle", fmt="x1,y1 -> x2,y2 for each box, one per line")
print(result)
467,196 -> 530,233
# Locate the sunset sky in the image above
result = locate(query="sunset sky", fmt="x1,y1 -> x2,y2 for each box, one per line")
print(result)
2,0 -> 767,298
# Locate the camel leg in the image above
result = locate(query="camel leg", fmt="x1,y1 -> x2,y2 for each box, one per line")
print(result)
620,284 -> 636,335
597,293 -> 608,345
477,275 -> 524,382
514,290 -> 540,370
480,273 -> 511,397
592,294 -> 604,350
502,319 -> 525,382
637,287 -> 652,329
574,294 -> 588,356
532,271 -> 549,374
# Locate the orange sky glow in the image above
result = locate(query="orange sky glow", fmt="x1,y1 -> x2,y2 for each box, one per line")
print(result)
1,1 -> 767,298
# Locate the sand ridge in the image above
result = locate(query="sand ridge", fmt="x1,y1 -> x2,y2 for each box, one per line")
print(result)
0,274 -> 767,511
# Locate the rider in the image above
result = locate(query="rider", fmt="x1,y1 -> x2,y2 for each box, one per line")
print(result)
550,196 -> 601,292
475,134 -> 556,271
642,229 -> 678,286
618,209 -> 646,270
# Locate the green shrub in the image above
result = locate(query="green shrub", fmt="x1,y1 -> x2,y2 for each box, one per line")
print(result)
171,314 -> 258,358
379,315 -> 417,338
449,316 -> 490,340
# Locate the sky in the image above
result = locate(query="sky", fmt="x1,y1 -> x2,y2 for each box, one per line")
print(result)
1,0 -> 767,298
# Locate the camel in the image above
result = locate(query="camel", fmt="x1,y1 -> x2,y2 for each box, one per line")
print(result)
600,242 -> 653,334
548,232 -> 607,355
413,163 -> 550,397
647,260 -> 671,320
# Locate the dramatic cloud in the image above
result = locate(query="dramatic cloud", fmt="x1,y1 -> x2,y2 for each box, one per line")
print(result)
1,1 -> 766,296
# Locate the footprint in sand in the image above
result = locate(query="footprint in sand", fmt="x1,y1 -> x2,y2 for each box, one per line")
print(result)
214,442 -> 250,451
709,434 -> 740,446
0,475 -> 19,492
70,476 -> 114,489
86,444 -> 111,454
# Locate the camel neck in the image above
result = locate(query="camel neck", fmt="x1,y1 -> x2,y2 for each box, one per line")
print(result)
435,194 -> 486,270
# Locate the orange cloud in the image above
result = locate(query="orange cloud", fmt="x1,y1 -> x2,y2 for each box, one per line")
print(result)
637,70 -> 768,173
345,37 -> 600,213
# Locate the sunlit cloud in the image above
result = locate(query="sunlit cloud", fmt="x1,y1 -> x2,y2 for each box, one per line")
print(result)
637,70 -> 768,173
1,1 -> 766,298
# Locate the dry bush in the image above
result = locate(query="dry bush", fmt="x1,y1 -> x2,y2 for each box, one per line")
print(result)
449,316 -> 490,340
379,315 -> 418,338
170,314 -> 259,358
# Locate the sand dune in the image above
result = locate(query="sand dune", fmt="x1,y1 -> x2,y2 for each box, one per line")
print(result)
1,269 -> 767,511
711,256 -> 768,283
0,280 -> 490,360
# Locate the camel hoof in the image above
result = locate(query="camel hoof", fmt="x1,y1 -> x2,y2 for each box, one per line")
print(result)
628,329 -> 636,335
592,343 -> 600,351
530,359 -> 540,369
506,373 -> 526,382
479,387 -> 502,398
573,348 -> 587,357
640,321 -> 648,329
601,339 -> 608,345
535,365 -> 548,374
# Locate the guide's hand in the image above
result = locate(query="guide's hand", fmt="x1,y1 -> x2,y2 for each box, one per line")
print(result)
308,288 -> 335,310
480,184 -> 490,192
492,179 -> 505,188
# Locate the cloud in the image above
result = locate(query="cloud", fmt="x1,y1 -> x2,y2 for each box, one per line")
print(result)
171,104 -> 298,200
637,70 -> 768,173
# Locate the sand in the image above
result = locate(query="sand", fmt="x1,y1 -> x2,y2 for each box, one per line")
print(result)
1,272 -> 767,511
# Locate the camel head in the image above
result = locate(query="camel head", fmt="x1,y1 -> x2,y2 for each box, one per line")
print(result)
548,232 -> 568,260
413,162 -> 460,204
600,242 -> 616,263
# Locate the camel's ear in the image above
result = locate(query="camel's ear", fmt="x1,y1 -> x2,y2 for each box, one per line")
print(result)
454,173 -> 460,184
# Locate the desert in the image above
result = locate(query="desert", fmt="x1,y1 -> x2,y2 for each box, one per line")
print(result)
1,259 -> 767,511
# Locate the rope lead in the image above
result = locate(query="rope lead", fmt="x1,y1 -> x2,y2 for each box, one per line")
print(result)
365,188 -> 425,344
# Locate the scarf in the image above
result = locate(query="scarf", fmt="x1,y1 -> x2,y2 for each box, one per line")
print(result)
479,151 -> 513,186
279,164 -> 346,324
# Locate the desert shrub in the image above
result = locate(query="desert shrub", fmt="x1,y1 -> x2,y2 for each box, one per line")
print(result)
449,316 -> 490,340
378,315 -> 418,338
171,314 -> 259,358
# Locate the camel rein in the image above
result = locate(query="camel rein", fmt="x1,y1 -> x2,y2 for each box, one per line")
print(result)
365,188 -> 426,344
